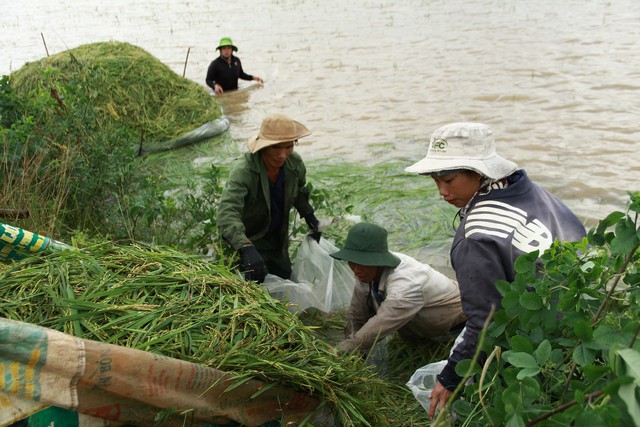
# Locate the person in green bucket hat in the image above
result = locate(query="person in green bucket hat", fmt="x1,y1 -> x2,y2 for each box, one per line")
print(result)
205,36 -> 264,95
330,222 -> 467,356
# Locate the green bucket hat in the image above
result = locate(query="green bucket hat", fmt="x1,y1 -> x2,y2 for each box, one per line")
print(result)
331,223 -> 401,267
216,37 -> 238,52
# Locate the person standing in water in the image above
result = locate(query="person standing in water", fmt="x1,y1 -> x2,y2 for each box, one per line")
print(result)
205,37 -> 264,95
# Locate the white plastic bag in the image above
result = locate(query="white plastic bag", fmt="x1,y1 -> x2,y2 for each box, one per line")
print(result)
262,274 -> 325,313
289,235 -> 355,312
406,328 -> 466,413
406,360 -> 448,413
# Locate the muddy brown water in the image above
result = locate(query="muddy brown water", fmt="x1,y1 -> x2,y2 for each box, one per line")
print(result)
2,0 -> 639,224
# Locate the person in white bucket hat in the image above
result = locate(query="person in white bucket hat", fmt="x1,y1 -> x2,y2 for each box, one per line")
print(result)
405,122 -> 586,419
217,113 -> 321,284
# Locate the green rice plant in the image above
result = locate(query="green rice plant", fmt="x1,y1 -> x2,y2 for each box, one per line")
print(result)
9,41 -> 221,143
0,240 -> 425,426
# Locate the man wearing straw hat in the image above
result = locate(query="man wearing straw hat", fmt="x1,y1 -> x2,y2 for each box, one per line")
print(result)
330,222 -> 467,356
405,122 -> 586,419
217,113 -> 321,284
205,36 -> 264,95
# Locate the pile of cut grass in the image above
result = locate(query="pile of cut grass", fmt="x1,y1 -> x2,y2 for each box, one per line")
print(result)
0,241 -> 422,426
9,41 -> 221,143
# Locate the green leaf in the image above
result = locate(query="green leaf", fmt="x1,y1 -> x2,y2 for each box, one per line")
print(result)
502,290 -> 521,311
573,344 -> 595,366
516,367 -> 540,380
496,279 -> 512,296
514,251 -> 539,274
520,377 -> 542,403
455,359 -> 481,377
574,318 -> 593,341
451,398 -> 475,417
505,412 -> 526,427
529,327 -> 544,343
628,191 -> 640,213
616,349 -> 640,425
574,411 -> 607,427
624,272 -> 640,286
504,351 -> 539,369
534,340 -> 551,366
510,335 -> 533,353
611,218 -> 640,255
582,364 -> 610,381
593,325 -> 620,349
595,211 -> 625,236
603,375 -> 634,395
614,348 -> 640,381
503,383 -> 524,413
519,292 -> 543,311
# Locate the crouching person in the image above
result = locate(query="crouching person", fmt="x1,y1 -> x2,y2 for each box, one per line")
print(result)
331,222 -> 467,355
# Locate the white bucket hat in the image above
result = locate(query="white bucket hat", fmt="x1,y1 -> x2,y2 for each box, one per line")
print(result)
247,113 -> 311,154
405,122 -> 518,180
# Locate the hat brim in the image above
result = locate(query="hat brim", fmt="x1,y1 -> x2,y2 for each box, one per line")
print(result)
217,45 -> 238,52
405,153 -> 517,180
247,129 -> 312,154
331,248 -> 400,268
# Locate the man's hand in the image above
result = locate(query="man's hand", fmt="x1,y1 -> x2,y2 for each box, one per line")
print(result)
238,245 -> 267,283
304,213 -> 322,243
214,83 -> 224,95
428,380 -> 453,420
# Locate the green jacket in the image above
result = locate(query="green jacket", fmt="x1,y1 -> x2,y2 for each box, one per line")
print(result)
217,151 -> 314,250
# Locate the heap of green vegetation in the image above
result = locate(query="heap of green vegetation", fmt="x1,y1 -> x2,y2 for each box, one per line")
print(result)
0,238 -> 445,426
9,41 -> 221,142
0,41 -> 224,241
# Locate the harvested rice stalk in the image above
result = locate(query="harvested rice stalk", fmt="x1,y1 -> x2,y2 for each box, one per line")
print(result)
0,241 -> 410,426
9,41 -> 221,144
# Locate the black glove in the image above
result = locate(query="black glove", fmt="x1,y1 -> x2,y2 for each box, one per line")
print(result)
238,245 -> 267,283
304,213 -> 322,243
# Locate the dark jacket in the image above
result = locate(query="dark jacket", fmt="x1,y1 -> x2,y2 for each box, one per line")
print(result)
217,151 -> 314,251
438,169 -> 586,389
205,55 -> 253,91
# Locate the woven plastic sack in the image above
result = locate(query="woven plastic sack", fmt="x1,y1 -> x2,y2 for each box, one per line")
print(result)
288,235 -> 355,313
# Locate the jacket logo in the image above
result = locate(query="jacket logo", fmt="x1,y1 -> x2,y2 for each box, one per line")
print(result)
464,200 -> 553,253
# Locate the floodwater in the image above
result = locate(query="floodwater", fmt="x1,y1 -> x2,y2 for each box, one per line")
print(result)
2,0 -> 639,223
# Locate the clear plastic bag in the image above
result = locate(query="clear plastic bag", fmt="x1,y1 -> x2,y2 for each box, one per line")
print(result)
262,274 -> 325,314
406,328 -> 466,413
290,235 -> 355,312
263,236 -> 354,313
406,360 -> 448,413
